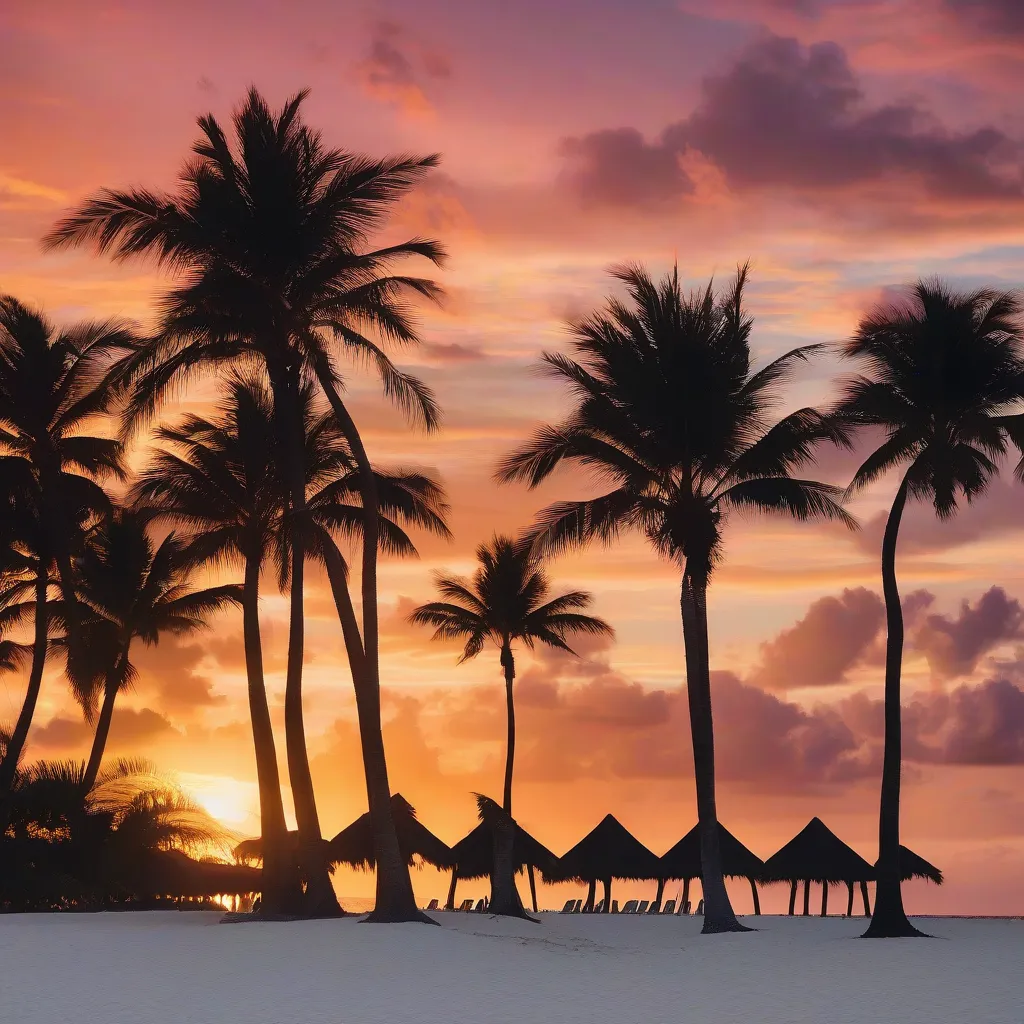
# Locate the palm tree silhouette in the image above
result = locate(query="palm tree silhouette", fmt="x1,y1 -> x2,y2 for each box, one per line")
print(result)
834,280 -> 1024,937
499,264 -> 852,933
410,535 -> 611,814
69,509 -> 240,792
0,297 -> 133,794
134,374 -> 448,914
46,89 -> 445,921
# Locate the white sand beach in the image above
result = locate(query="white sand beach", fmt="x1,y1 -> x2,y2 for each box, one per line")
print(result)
2,911 -> 1020,1024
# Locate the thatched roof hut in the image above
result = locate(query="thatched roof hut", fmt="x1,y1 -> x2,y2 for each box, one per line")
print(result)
878,845 -> 944,885
763,817 -> 873,883
545,814 -> 661,911
763,817 -> 874,917
660,821 -> 766,915
449,819 -> 558,881
327,794 -> 453,871
447,816 -> 557,913
140,850 -> 261,898
660,822 -> 764,881
232,830 -> 331,869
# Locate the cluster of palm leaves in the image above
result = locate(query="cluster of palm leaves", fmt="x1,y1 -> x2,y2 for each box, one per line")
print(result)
2,87 -> 1021,938
0,755 -> 227,911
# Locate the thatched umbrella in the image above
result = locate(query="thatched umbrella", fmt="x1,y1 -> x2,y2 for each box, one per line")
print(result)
549,814 -> 662,913
141,849 -> 262,900
233,829 -> 331,869
327,794 -> 453,872
879,845 -> 944,886
763,817 -> 876,917
449,818 -> 558,912
660,822 -> 766,914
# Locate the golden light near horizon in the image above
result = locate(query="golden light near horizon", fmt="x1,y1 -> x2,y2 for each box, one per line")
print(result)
178,773 -> 262,832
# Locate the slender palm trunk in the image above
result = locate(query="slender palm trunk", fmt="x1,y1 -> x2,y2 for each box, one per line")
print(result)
501,644 -> 515,814
679,570 -> 747,934
280,380 -> 340,918
242,556 -> 302,916
82,650 -> 129,792
315,375 -> 423,923
864,477 -> 923,938
0,571 -> 48,795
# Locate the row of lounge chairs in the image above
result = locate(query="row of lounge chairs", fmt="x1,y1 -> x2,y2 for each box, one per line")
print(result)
422,896 -> 707,915
424,898 -> 489,912
559,898 -> 704,915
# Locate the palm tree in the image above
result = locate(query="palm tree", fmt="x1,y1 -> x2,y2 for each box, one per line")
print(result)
498,264 -> 852,933
69,509 -> 241,792
45,88 -> 445,921
410,535 -> 611,814
833,280 -> 1024,937
131,377 -> 304,915
0,297 -> 132,794
133,375 -> 449,914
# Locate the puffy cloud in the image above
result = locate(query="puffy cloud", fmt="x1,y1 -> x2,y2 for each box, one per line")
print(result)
913,586 -> 1023,680
752,587 -> 885,689
905,678 -> 1024,763
354,19 -> 450,118
132,635 -> 228,713
31,707 -> 178,752
559,34 -> 1020,207
558,128 -> 693,207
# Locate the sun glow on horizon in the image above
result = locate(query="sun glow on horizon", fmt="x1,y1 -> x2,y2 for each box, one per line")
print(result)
178,773 -> 261,832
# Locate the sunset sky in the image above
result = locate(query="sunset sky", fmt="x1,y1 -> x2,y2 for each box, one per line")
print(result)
4,0 -> 1024,913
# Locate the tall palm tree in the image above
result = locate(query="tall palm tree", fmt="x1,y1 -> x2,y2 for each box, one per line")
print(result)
69,510 -> 241,792
498,264 -> 852,933
0,297 -> 132,794
410,535 -> 611,814
45,88 -> 445,921
131,377 -> 304,915
133,375 -> 449,914
833,280 -> 1024,937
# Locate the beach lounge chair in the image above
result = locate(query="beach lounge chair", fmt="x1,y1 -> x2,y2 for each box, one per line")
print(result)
637,900 -> 649,914
425,899 -> 439,912
474,899 -> 486,912
662,900 -> 676,914
594,899 -> 605,913
696,899 -> 705,915
647,900 -> 661,914
611,900 -> 619,913
560,899 -> 576,913
622,899 -> 638,914
457,898 -> 473,911
678,900 -> 691,915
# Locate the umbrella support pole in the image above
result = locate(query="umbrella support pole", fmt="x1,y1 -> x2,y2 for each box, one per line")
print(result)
788,880 -> 796,915
749,877 -> 760,915
802,879 -> 810,916
860,880 -> 870,916
527,864 -> 538,913
682,877 -> 691,913
445,870 -> 458,911
846,881 -> 854,917
820,882 -> 828,917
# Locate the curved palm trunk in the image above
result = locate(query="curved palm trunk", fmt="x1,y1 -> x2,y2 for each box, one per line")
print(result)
679,571 -> 747,934
501,644 -> 516,814
315,375 -> 423,923
864,477 -> 923,938
281,383 -> 340,918
0,571 -> 49,796
242,557 -> 302,917
82,650 -> 129,792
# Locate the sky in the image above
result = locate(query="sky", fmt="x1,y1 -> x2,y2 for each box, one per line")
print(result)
4,0 -> 1024,914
